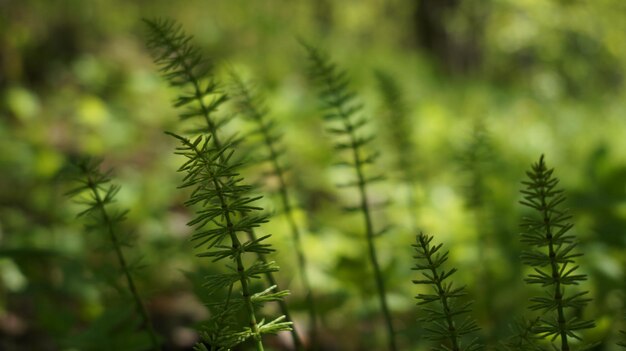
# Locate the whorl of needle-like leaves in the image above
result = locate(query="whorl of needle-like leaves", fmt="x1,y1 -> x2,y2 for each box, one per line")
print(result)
303,43 -> 384,190
519,155 -> 594,350
229,72 -> 320,345
66,158 -> 160,350
303,42 -> 396,351
169,132 -> 291,350
143,18 -> 232,140
412,233 -> 481,351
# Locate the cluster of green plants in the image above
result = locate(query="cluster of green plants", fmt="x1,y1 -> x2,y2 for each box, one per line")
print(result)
53,18 -> 625,351
2,4 -> 626,347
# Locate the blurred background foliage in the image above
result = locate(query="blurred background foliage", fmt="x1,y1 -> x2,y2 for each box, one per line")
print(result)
0,0 -> 625,350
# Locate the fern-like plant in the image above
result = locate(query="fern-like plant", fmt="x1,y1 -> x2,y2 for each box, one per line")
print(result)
66,158 -> 160,351
168,132 -> 292,350
144,18 -> 302,349
303,43 -> 396,350
519,155 -> 595,350
412,233 -> 481,351
456,119 -> 500,345
229,72 -> 320,346
374,69 -> 420,231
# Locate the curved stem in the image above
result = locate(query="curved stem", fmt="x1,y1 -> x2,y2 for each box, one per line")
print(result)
264,125 -> 319,349
233,78 -> 315,349
193,144 -> 264,351
339,110 -> 396,351
157,30 -> 302,349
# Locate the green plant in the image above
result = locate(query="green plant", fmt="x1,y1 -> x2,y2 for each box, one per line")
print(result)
456,119 -> 500,345
519,155 -> 595,350
229,72 -> 319,346
168,132 -> 292,350
66,158 -> 160,351
303,42 -> 397,350
374,69 -> 419,230
143,18 -> 302,349
412,233 -> 481,351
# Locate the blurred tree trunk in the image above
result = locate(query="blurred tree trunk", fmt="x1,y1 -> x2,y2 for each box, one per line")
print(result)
413,0 -> 487,74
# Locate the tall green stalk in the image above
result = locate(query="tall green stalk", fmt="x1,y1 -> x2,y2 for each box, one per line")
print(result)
303,42 -> 396,351
456,119 -> 498,345
144,18 -> 302,349
374,69 -> 419,231
169,133 -> 292,350
412,233 -> 481,351
519,155 -> 595,350
67,158 -> 160,351
229,72 -> 320,348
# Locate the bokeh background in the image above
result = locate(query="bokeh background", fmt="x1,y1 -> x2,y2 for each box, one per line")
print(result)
1,0 -> 625,350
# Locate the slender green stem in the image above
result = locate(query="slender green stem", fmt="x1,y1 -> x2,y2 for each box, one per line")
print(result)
418,235 -> 460,351
257,101 -> 319,348
156,27 -> 302,349
194,144 -> 264,351
310,47 -> 396,349
86,178 -> 160,350
343,115 -> 396,351
539,188 -> 569,351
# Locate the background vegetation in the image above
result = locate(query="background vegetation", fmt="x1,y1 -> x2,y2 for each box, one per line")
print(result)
1,0 -> 625,350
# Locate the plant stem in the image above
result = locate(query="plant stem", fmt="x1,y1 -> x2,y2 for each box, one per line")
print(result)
194,144 -> 264,351
161,33 -> 302,349
345,121 -> 396,351
539,187 -> 569,351
418,235 -> 460,351
87,178 -> 160,350
265,122 -> 319,349
233,76 -> 319,349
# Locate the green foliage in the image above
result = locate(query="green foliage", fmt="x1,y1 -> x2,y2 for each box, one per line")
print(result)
143,18 -> 231,142
456,119 -> 492,210
412,233 -> 481,351
2,3 -> 626,350
229,72 -> 319,345
519,155 -> 595,350
303,42 -> 397,350
66,158 -> 159,350
145,18 -> 302,349
374,69 -> 420,232
374,69 -> 416,183
168,132 -> 292,350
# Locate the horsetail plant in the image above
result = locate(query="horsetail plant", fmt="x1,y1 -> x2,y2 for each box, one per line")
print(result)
456,119 -> 498,345
519,155 -> 595,350
303,43 -> 396,350
412,233 -> 481,351
168,132 -> 292,350
374,70 -> 419,231
66,158 -> 160,350
144,18 -> 302,348
229,72 -> 320,347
